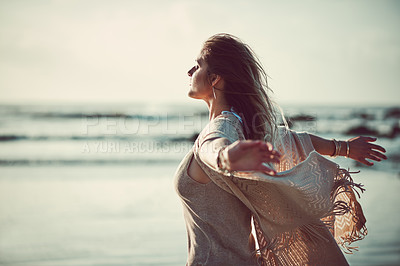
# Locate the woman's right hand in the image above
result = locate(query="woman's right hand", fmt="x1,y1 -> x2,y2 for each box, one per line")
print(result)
220,140 -> 281,175
347,136 -> 387,166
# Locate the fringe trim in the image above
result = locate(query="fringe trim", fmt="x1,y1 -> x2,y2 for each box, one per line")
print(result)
331,168 -> 364,199
253,220 -> 330,265
254,167 -> 368,264
324,167 -> 368,254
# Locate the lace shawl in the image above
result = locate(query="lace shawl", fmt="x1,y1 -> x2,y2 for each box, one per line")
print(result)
193,113 -> 367,265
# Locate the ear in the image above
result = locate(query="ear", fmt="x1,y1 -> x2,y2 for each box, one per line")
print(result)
209,74 -> 221,87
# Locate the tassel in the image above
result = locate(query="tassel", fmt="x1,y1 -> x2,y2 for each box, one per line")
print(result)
328,167 -> 368,253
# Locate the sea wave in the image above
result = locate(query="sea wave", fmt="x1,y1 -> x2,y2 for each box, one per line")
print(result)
0,104 -> 399,171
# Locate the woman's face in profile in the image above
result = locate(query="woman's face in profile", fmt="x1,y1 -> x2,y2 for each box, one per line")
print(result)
187,58 -> 212,100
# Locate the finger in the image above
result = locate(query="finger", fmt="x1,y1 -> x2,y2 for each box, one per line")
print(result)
363,137 -> 377,142
370,150 -> 387,160
260,147 -> 281,158
258,141 -> 273,152
271,149 -> 281,158
358,158 -> 374,166
259,152 -> 281,162
258,164 -> 277,175
365,154 -> 382,162
368,143 -> 386,153
265,142 -> 274,151
261,154 -> 280,163
260,142 -> 281,157
268,154 -> 281,162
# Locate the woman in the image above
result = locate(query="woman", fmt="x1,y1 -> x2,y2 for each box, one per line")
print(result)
174,34 -> 386,266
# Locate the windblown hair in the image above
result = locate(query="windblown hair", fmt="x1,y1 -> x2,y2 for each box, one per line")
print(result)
200,33 -> 277,141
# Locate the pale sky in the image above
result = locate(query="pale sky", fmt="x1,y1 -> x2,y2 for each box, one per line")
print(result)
0,0 -> 399,106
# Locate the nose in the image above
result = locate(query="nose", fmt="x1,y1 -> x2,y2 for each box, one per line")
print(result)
188,66 -> 196,77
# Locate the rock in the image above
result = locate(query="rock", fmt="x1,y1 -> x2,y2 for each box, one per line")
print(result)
353,112 -> 374,120
345,126 -> 379,136
0,135 -> 25,141
385,107 -> 400,119
281,118 -> 293,128
388,123 -> 400,139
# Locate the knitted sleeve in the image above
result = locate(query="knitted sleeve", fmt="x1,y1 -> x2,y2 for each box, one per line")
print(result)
198,114 -> 243,145
192,113 -> 245,193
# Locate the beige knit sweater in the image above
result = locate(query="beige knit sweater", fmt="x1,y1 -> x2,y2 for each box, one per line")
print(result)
193,112 -> 367,265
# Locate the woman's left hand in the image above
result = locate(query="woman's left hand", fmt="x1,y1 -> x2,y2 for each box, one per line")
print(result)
221,140 -> 281,175
348,136 -> 387,166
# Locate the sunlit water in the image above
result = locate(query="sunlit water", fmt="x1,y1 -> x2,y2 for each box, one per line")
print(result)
0,164 -> 187,266
0,166 -> 399,265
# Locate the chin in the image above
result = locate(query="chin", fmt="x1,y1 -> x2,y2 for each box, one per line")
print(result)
188,90 -> 201,99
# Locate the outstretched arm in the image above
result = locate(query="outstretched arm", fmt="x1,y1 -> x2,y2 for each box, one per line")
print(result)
309,134 -> 387,166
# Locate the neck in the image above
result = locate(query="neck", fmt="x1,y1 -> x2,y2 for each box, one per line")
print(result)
204,94 -> 230,121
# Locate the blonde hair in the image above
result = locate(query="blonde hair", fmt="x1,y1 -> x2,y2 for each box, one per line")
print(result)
201,33 -> 277,141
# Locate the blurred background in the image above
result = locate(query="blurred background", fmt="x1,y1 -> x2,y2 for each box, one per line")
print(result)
0,0 -> 399,265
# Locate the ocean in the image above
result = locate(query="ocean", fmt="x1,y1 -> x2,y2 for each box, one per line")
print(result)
0,103 -> 399,265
